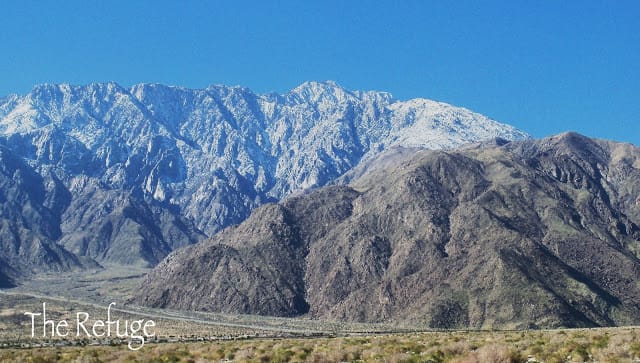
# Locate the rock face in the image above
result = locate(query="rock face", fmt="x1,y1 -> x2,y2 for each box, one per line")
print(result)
0,146 -> 83,281
134,133 -> 640,328
0,81 -> 527,274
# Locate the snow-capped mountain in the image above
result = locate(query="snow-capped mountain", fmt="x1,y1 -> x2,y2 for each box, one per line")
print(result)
0,81 -> 528,276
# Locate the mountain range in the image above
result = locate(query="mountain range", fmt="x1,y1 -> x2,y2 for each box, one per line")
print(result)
134,133 -> 640,328
0,81 -> 527,284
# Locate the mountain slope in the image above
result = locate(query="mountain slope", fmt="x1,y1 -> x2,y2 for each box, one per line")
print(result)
0,146 -> 84,281
0,81 -> 527,270
134,133 -> 640,328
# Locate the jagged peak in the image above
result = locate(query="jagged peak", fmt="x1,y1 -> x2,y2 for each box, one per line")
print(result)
25,82 -> 130,106
30,81 -> 125,93
28,83 -> 69,100
203,82 -> 258,95
8,80 -> 399,106
293,80 -> 342,90
131,82 -> 189,92
129,83 -> 203,103
291,80 -> 349,95
288,80 -> 359,104
353,89 -> 395,103
86,81 -> 124,91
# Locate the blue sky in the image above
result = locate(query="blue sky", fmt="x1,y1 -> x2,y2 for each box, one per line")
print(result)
1,1 -> 638,145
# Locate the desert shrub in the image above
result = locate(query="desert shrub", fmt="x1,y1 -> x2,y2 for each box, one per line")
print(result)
306,351 -> 333,363
272,347 -> 295,363
591,333 -> 609,349
31,357 -> 59,363
424,349 -> 445,363
401,340 -> 426,354
454,344 -> 524,363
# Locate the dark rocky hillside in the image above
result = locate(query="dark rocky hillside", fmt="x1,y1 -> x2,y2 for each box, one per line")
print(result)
0,146 -> 84,281
0,262 -> 16,288
134,133 -> 640,328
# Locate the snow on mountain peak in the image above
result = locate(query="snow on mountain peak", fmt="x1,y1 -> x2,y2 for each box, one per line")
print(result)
0,81 -> 529,265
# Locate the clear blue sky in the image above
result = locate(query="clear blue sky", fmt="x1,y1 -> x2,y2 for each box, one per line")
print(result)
1,1 -> 638,145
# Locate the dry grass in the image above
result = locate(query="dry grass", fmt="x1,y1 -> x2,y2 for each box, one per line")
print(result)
1,327 -> 639,362
2,270 -> 640,362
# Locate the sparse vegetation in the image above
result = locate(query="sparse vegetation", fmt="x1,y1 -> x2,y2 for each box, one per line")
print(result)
2,264 -> 640,362
2,327 -> 640,362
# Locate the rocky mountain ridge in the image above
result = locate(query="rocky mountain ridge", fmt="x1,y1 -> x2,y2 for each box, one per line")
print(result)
0,81 -> 527,279
134,133 -> 640,328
